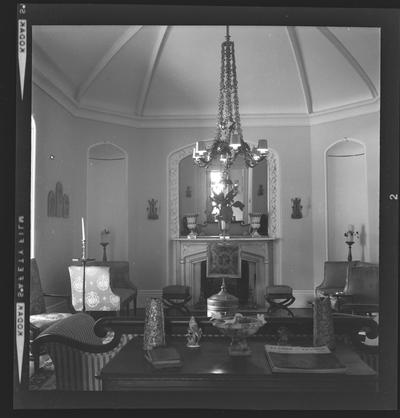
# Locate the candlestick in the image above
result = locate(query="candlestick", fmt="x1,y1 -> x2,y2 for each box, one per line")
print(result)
73,226 -> 95,312
345,241 -> 354,262
71,252 -> 95,312
82,239 -> 87,260
81,217 -> 85,241
100,242 -> 109,262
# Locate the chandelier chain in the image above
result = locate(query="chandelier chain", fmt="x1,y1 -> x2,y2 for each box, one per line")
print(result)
193,26 -> 268,170
231,42 -> 242,141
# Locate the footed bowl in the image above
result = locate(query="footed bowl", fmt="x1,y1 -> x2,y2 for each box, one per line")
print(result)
211,313 -> 266,356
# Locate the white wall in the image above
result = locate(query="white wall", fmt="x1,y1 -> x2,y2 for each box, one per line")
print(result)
326,140 -> 369,261
310,112 -> 380,289
32,87 -> 80,302
32,86 -> 379,305
87,152 -> 128,261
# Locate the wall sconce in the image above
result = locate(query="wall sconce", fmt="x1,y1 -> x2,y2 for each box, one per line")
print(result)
257,185 -> 264,196
186,186 -> 192,198
47,181 -> 69,218
147,198 -> 159,220
291,197 -> 303,219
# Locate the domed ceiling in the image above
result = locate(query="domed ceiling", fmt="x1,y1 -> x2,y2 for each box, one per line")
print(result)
32,25 -> 380,127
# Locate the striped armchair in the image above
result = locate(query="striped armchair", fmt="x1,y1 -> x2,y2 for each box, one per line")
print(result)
33,312 -> 133,390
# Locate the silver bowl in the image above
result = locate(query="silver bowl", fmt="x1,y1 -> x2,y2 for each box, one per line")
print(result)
211,313 -> 266,356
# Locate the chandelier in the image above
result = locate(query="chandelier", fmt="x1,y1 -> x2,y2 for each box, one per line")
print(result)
193,26 -> 269,170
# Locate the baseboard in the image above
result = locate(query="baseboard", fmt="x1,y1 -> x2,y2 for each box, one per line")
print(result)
291,290 -> 315,308
137,290 -> 163,308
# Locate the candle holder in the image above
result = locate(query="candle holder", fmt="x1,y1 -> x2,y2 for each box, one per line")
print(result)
345,241 -> 354,262
100,242 -> 109,262
344,229 -> 359,262
72,239 -> 95,312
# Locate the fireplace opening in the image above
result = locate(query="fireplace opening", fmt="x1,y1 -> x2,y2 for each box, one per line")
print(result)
199,260 -> 251,306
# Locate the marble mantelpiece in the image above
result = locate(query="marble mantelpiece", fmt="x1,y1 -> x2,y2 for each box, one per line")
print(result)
171,236 -> 277,307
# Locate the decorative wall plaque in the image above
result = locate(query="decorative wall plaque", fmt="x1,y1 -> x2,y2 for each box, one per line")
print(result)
47,181 -> 70,218
147,198 -> 159,220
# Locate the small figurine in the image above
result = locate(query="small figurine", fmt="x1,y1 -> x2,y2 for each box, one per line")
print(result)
186,316 -> 202,348
256,313 -> 267,325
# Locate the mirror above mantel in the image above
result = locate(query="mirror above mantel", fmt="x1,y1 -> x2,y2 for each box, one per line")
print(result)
178,153 -> 269,237
168,143 -> 279,239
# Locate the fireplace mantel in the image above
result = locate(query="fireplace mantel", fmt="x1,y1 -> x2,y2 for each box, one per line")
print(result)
171,237 -> 277,307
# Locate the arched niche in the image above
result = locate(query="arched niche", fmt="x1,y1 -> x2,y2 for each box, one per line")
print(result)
87,142 -> 128,261
325,138 -> 369,261
168,141 -> 280,239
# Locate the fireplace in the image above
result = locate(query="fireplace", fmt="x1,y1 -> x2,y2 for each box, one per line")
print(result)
171,237 -> 275,307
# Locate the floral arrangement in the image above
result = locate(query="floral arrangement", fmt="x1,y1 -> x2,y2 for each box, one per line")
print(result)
210,177 -> 244,222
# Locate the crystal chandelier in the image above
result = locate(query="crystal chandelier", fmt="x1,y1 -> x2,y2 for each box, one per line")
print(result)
193,26 -> 269,170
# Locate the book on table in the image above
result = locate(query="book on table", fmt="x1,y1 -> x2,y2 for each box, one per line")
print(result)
144,346 -> 182,369
264,344 -> 347,374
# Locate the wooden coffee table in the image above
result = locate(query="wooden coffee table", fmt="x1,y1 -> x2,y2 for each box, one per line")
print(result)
100,337 -> 377,393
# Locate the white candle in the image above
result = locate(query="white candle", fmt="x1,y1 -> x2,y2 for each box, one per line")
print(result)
81,217 -> 85,241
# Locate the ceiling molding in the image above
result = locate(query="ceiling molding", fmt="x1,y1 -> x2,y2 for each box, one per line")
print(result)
309,97 -> 379,125
286,27 -> 313,114
317,27 -> 378,99
75,26 -> 144,102
32,41 -> 76,100
33,70 -> 379,129
135,26 -> 170,116
33,67 -> 79,117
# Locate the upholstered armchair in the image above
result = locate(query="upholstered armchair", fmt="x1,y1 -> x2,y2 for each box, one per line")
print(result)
33,312 -> 133,390
68,265 -> 120,312
30,258 -> 73,373
338,262 -> 379,315
315,261 -> 350,298
88,261 -> 137,315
